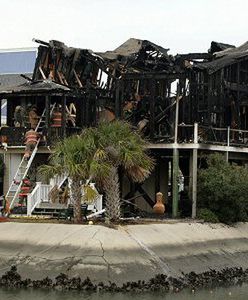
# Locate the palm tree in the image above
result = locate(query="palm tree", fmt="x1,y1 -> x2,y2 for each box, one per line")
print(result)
39,134 -> 98,223
40,121 -> 154,223
94,121 -> 154,221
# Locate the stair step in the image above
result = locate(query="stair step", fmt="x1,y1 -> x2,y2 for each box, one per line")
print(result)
37,202 -> 67,209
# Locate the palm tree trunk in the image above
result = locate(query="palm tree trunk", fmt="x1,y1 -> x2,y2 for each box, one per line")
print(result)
70,179 -> 82,223
104,166 -> 121,221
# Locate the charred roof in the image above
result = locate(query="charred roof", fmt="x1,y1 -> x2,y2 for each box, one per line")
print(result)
0,79 -> 70,96
98,38 -> 175,73
194,41 -> 248,74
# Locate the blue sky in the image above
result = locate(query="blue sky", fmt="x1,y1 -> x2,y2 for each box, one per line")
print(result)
0,0 -> 247,54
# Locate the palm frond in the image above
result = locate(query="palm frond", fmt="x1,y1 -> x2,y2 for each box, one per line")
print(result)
81,184 -> 98,204
38,164 -> 64,181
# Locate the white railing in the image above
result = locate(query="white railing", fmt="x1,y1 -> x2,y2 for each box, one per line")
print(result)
27,182 -> 51,216
27,180 -> 103,216
50,174 -> 67,189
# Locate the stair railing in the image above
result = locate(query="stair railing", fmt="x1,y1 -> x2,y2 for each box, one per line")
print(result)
27,182 -> 50,216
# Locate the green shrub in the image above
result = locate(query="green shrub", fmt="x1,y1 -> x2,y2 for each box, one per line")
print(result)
198,153 -> 248,224
197,208 -> 219,223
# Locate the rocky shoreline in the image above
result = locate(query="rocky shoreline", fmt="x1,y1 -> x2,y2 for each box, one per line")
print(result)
1,266 -> 248,293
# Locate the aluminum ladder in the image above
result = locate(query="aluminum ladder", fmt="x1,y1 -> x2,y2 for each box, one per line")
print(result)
6,103 -> 56,210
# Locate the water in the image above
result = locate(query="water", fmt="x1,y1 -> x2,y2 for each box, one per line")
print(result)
1,284 -> 248,300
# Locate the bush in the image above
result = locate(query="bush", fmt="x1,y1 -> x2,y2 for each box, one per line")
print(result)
197,208 -> 219,223
198,153 -> 248,224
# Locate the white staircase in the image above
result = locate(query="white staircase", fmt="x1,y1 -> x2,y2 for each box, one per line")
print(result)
26,174 -> 67,216
6,104 -> 56,210
27,179 -> 103,217
50,173 -> 68,189
27,182 -> 50,216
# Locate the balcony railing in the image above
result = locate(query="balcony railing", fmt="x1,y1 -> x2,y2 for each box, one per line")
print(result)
178,123 -> 248,147
0,126 -> 82,147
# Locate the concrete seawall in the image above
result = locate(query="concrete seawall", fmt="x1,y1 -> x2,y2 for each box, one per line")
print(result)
0,222 -> 248,284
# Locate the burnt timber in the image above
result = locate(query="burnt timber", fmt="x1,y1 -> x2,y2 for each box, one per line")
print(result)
1,38 -> 248,218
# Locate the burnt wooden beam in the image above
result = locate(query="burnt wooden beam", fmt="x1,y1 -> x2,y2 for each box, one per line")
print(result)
20,74 -> 32,81
155,158 -> 161,197
45,95 -> 51,144
7,98 -> 14,126
115,79 -> 121,118
69,49 -> 81,81
123,72 -> 185,81
123,180 -> 154,208
176,53 -> 212,60
89,89 -> 97,126
32,38 -> 50,47
75,97 -> 84,127
149,79 -> 156,139
73,70 -> 83,88
136,185 -> 155,208
39,66 -> 47,80
62,94 -> 66,138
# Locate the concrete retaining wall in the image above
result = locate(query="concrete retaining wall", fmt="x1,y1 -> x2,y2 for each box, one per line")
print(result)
0,222 -> 248,284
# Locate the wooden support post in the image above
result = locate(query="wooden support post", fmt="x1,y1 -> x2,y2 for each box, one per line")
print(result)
172,87 -> 181,218
191,122 -> 198,218
237,62 -> 241,126
160,159 -> 169,205
192,149 -> 198,218
172,148 -> 179,218
189,154 -> 193,201
45,95 -> 51,144
7,99 -> 13,126
90,89 -> 97,126
155,157 -> 161,197
194,122 -> 198,144
85,96 -> 90,126
120,80 -> 124,120
226,126 -> 230,162
149,79 -> 156,139
62,94 -> 66,138
76,96 -> 84,127
115,79 -> 121,119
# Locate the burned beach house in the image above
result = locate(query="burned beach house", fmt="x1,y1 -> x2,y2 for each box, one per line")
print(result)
0,38 -> 248,218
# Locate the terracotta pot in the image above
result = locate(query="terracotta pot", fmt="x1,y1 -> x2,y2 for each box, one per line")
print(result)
153,192 -> 165,214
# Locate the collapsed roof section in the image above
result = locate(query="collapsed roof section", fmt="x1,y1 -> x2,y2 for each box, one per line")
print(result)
208,41 -> 235,55
32,39 -> 106,89
1,38 -> 247,95
29,38 -> 178,92
98,38 -> 175,73
194,41 -> 248,74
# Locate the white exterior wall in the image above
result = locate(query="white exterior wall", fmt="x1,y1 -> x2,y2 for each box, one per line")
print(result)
3,153 -> 22,195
